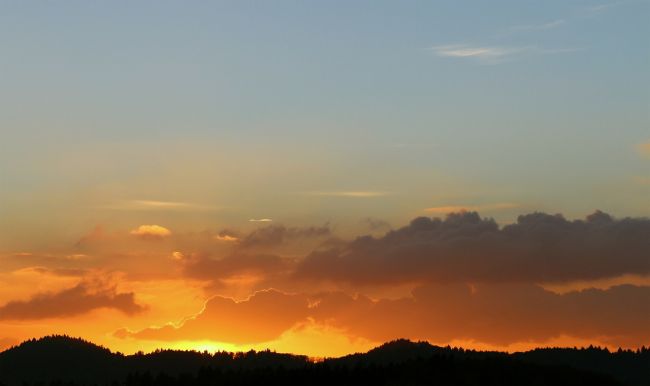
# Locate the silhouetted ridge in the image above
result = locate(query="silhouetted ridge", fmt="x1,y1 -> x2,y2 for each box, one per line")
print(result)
5,335 -> 113,356
0,336 -> 645,385
515,346 -> 650,386
334,339 -> 447,365
0,335 -> 119,385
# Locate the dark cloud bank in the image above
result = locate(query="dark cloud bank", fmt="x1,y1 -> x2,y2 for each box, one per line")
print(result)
240,224 -> 330,248
171,210 -> 650,288
295,211 -> 650,284
0,282 -> 145,320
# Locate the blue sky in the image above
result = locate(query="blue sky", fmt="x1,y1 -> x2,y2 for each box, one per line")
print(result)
1,0 -> 649,248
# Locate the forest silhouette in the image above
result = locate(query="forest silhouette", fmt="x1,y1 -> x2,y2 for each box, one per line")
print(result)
0,336 -> 648,385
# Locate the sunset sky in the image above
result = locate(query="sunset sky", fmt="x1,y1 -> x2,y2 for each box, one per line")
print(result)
0,1 -> 649,357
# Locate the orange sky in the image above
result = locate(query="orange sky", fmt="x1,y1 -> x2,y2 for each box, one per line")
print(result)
1,212 -> 649,356
1,1 -> 649,358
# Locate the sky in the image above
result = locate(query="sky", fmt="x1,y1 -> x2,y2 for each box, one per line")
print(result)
0,1 -> 649,356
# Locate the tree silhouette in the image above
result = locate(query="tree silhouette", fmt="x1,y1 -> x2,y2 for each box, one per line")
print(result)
0,336 -> 646,385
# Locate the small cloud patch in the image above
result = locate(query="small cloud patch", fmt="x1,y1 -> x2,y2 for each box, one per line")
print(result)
130,225 -> 172,240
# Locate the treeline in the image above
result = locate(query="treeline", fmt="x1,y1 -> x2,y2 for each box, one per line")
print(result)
0,336 -> 648,386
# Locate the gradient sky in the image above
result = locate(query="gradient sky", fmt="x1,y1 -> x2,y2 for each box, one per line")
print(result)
0,1 -> 649,356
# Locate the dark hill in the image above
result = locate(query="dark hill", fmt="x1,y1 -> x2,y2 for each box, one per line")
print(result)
0,335 -> 121,385
0,336 -> 645,386
515,347 -> 650,386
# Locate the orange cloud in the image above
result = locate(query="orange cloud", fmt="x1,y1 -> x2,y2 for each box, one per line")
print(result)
117,284 -> 650,349
304,191 -> 390,198
120,289 -> 309,344
13,266 -> 86,278
178,252 -> 291,289
130,225 -> 172,240
215,234 -> 239,242
75,225 -> 106,246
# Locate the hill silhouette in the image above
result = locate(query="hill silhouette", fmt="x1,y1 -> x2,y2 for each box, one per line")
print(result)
0,335 -> 647,385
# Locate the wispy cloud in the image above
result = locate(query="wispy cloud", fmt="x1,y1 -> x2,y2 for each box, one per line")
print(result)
510,19 -> 565,31
425,202 -> 520,214
586,0 -> 627,14
388,143 -> 438,149
536,47 -> 584,54
101,200 -> 220,211
129,200 -> 193,209
301,191 -> 391,198
429,44 -> 580,64
249,218 -> 273,222
430,45 -> 520,62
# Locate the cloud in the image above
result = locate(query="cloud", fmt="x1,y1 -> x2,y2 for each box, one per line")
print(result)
429,44 -> 579,64
75,225 -> 106,246
118,284 -> 650,348
0,281 -> 146,320
362,217 -> 391,231
430,45 -> 522,63
128,200 -> 194,209
586,1 -> 627,14
295,211 -> 650,285
0,251 -> 92,274
249,218 -> 273,222
636,142 -> 650,158
178,252 -> 292,286
388,143 -> 437,149
240,225 -> 331,248
215,234 -> 239,242
101,200 -> 220,211
311,284 -> 650,348
510,19 -> 565,31
173,225 -> 331,288
119,289 -> 309,344
302,191 -> 391,198
130,225 -> 172,240
13,266 -> 87,277
425,203 -> 519,214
